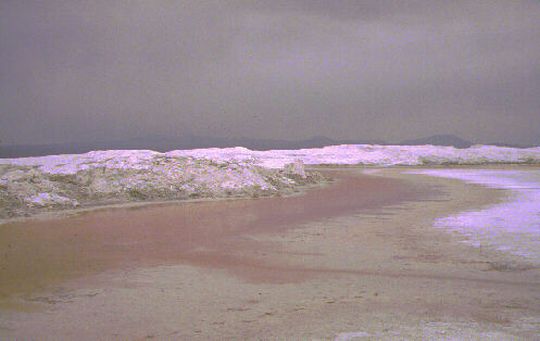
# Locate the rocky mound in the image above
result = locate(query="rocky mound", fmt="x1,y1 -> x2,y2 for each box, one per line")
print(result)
0,151 -> 322,220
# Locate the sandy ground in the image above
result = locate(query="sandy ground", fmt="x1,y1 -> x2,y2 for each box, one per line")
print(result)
1,167 -> 539,339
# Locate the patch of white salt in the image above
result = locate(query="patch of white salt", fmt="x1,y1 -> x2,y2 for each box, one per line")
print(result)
410,169 -> 540,264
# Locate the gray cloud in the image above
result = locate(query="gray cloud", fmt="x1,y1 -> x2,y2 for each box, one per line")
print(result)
1,0 -> 539,146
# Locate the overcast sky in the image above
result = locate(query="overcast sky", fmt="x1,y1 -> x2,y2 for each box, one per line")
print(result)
1,0 -> 539,146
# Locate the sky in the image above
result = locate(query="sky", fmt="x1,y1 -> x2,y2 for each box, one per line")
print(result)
1,0 -> 539,146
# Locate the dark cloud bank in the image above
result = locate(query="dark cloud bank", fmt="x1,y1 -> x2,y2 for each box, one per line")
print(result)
1,0 -> 539,153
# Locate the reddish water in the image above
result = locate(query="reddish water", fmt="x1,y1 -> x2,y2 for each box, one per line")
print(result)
0,169 -> 429,302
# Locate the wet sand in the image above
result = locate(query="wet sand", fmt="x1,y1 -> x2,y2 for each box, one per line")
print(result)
1,167 -> 540,339
0,169 -> 425,303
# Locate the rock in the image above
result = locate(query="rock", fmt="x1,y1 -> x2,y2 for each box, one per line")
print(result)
0,153 -> 322,220
283,160 -> 307,178
25,193 -> 79,207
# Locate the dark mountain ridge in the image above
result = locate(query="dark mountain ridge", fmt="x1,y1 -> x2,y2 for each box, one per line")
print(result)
400,134 -> 474,148
0,135 -> 384,158
1,133 -> 536,159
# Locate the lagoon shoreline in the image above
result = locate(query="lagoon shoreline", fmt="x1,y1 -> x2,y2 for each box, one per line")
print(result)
1,166 -> 539,339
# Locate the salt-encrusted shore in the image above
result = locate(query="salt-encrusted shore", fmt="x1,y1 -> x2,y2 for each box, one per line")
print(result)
0,150 -> 322,220
166,144 -> 540,168
1,167 -> 539,339
2,144 -> 539,220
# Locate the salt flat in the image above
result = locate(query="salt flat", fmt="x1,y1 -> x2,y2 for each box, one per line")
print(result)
2,144 -> 540,221
1,166 -> 539,339
411,168 -> 540,265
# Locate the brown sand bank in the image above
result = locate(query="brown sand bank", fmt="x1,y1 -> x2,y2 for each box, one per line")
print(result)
1,167 -> 540,339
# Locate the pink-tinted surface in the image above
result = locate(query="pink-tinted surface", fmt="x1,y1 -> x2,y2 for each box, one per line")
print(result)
0,169 -> 428,303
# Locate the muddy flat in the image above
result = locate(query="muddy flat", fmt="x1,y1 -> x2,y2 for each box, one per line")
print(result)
1,167 -> 539,339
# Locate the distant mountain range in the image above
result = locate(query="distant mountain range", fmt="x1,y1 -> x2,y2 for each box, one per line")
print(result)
399,134 -> 539,149
0,134 -> 534,158
0,135 -> 383,158
399,134 -> 474,149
